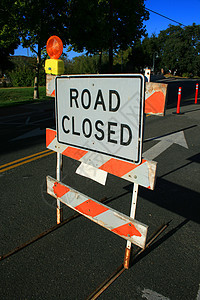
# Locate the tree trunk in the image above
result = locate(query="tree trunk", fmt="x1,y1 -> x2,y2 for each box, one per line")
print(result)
108,0 -> 113,73
98,50 -> 102,73
34,50 -> 41,99
109,47 -> 113,73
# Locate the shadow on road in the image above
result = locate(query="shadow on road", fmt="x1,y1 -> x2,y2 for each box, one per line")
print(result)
0,101 -> 55,155
140,177 -> 200,224
130,218 -> 190,267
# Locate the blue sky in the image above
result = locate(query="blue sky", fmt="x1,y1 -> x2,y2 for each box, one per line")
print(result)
14,0 -> 200,59
144,0 -> 200,35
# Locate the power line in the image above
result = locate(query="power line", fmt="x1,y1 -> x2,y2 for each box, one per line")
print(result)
146,7 -> 186,27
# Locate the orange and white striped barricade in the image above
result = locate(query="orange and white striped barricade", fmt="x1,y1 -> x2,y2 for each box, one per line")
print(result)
46,128 -> 157,190
47,176 -> 148,249
46,128 -> 156,267
145,82 -> 168,116
46,74 -> 158,269
46,74 -> 56,97
46,74 -> 168,116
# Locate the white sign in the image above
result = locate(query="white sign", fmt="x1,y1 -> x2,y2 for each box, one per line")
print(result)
55,74 -> 144,164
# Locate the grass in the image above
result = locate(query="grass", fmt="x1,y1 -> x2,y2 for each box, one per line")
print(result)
0,86 -> 52,108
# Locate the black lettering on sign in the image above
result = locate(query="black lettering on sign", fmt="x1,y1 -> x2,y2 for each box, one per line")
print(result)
108,122 -> 118,144
81,89 -> 91,109
62,115 -> 70,134
120,124 -> 132,146
72,116 -> 80,136
95,120 -> 104,141
94,90 -> 106,111
82,118 -> 92,138
109,90 -> 120,112
70,89 -> 79,108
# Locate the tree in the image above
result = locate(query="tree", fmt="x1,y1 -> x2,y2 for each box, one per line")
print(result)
0,0 -> 20,76
158,24 -> 200,76
68,0 -> 149,72
14,0 -> 70,98
5,56 -> 46,87
158,25 -> 184,74
113,48 -> 132,72
66,55 -> 99,74
141,34 -> 160,72
63,53 -> 109,74
182,24 -> 200,76
128,41 -> 145,73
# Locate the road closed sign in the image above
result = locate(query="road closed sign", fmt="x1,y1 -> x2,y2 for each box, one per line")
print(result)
55,74 -> 145,164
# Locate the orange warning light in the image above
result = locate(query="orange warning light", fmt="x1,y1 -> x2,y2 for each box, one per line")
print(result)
46,36 -> 63,59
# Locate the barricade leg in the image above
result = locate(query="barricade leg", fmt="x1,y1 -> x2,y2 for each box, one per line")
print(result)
56,152 -> 63,224
123,183 -> 139,269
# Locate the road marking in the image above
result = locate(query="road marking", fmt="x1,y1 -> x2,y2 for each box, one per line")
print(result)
0,112 -> 32,120
196,283 -> 200,300
25,116 -> 31,124
142,288 -> 170,300
143,130 -> 188,160
11,128 -> 46,141
0,149 -> 54,173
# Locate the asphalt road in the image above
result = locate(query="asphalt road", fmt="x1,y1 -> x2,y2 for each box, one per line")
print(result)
0,79 -> 200,299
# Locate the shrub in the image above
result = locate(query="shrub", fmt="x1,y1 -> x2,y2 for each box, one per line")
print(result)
182,72 -> 193,78
5,56 -> 45,87
8,67 -> 34,87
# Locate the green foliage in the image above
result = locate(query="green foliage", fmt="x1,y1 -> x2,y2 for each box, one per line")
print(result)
1,0 -> 149,78
68,0 -> 149,71
126,24 -> 200,76
8,67 -> 35,87
63,53 -> 109,74
0,1 -> 19,49
5,56 -> 45,87
67,55 -> 99,74
157,24 -> 200,76
69,0 -> 149,52
0,1 -> 20,75
16,0 -> 69,50
2,0 -> 200,80
6,0 -> 70,97
113,48 -> 132,71
182,72 -> 193,78
8,69 -> 33,87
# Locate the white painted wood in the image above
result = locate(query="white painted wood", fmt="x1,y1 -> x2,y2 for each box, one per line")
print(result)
47,176 -> 148,249
126,183 -> 139,250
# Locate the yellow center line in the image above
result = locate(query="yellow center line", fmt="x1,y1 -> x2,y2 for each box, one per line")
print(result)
0,149 -> 54,173
0,149 -> 52,169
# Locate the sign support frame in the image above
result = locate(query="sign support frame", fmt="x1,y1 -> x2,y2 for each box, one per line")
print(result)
56,152 -> 63,224
124,183 -> 139,269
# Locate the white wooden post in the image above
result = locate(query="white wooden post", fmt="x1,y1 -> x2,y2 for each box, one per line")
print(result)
123,183 -> 139,269
56,152 -> 63,224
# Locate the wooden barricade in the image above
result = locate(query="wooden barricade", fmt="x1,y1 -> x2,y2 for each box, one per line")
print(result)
46,73 -> 168,269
